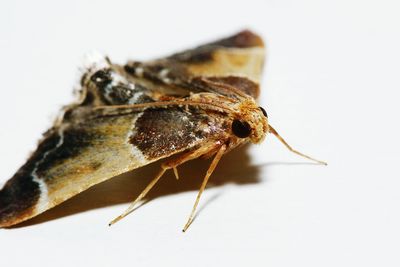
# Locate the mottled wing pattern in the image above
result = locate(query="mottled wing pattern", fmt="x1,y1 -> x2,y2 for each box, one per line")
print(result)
0,30 -> 264,227
124,30 -> 265,99
1,106 -> 226,227
0,55 -> 230,227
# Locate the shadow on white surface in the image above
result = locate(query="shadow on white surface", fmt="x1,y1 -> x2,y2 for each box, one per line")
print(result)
8,143 -> 321,229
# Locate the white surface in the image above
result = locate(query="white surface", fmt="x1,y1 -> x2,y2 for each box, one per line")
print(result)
1,0 -> 399,266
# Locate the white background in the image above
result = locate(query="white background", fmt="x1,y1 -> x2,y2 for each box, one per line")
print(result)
1,1 -> 399,266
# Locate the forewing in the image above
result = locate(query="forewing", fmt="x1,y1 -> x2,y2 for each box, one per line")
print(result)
168,30 -> 265,83
124,30 -> 265,99
0,102 -> 229,227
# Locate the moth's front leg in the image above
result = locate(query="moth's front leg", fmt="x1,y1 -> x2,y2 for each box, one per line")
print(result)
182,144 -> 227,232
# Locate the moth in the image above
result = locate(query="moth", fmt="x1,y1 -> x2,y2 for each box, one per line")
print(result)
0,30 -> 325,231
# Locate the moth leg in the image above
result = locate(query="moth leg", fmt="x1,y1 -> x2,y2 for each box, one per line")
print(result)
108,148 -> 211,226
173,167 -> 180,180
268,125 -> 327,165
182,144 -> 227,232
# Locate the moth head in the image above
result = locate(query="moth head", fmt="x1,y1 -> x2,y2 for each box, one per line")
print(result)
231,100 -> 269,144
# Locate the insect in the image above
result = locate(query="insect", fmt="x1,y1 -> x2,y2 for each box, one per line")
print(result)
0,30 -> 326,231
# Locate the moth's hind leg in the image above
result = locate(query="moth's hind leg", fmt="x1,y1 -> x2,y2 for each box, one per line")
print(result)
108,146 -> 213,226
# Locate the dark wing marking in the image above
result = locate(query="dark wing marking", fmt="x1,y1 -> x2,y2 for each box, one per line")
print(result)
74,56 -> 157,107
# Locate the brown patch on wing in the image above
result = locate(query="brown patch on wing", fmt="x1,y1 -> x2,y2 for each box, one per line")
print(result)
208,76 -> 260,98
130,107 -> 207,159
207,29 -> 264,48
168,30 -> 264,63
186,76 -> 260,99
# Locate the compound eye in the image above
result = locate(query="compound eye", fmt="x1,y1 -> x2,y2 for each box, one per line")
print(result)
259,107 -> 268,118
231,119 -> 252,138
